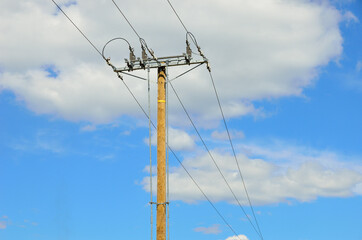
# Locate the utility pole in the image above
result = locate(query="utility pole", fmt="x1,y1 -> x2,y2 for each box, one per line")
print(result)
157,66 -> 166,240
111,46 -> 208,240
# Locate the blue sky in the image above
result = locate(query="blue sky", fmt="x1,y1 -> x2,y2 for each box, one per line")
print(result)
0,0 -> 361,240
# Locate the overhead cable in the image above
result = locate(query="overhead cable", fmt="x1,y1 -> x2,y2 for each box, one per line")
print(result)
168,81 -> 262,238
166,0 -> 188,33
164,1 -> 207,68
208,72 -> 264,240
111,0 -> 141,38
164,0 -> 264,238
111,0 -> 157,60
51,0 -> 103,57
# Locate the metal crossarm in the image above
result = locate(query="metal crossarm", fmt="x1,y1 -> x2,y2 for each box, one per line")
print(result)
115,54 -> 208,72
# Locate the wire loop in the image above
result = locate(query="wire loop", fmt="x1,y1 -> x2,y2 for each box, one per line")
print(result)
101,37 -> 133,60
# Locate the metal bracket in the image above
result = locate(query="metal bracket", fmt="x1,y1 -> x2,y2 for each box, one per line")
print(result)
115,54 -> 208,73
150,201 -> 169,206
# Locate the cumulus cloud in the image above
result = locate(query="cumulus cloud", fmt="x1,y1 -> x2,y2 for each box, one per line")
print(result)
194,224 -> 222,234
142,144 -> 362,205
211,130 -> 245,140
0,64 -> 145,123
225,234 -> 249,240
0,0 -> 345,125
145,127 -> 195,151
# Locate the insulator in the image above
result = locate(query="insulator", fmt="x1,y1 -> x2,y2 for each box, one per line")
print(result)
142,47 -> 148,61
186,41 -> 192,59
130,48 -> 136,62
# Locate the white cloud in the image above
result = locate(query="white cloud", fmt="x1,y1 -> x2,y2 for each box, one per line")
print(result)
242,143 -> 362,172
0,64 -> 145,124
0,0 -> 344,125
145,127 -> 195,151
211,130 -> 245,141
194,224 -> 222,234
225,234 -> 249,240
142,143 -> 362,205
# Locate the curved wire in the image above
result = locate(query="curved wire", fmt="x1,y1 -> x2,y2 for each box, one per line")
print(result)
186,31 -> 206,59
186,31 -> 199,49
101,37 -> 132,60
102,38 -> 158,83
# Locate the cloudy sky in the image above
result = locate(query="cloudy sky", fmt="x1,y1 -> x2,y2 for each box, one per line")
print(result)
0,0 -> 361,240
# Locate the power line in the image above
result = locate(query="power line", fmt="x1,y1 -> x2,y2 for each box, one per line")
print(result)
110,0 -> 141,39
165,0 -> 188,33
169,147 -> 243,240
168,81 -> 262,238
50,2 -> 244,239
163,0 -> 264,237
208,71 -> 264,239
110,0 -> 157,60
51,0 -> 103,57
164,0 -> 206,59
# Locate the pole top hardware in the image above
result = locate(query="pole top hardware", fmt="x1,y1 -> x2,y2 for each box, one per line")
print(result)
116,53 -> 208,73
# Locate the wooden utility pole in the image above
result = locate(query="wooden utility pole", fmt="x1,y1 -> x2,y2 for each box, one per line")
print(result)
157,66 -> 166,240
112,48 -> 207,240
